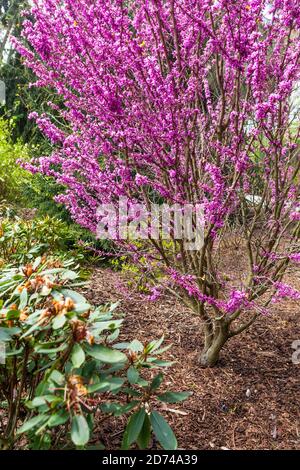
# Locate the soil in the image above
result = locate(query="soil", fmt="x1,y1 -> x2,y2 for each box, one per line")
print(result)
82,265 -> 300,450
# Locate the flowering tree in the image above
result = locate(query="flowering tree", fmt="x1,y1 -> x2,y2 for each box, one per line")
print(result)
15,0 -> 300,366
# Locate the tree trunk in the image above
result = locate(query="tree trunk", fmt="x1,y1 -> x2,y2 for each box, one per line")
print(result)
199,320 -> 229,367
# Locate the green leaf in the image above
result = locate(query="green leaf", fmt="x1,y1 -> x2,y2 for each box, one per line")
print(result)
60,289 -> 89,305
34,343 -> 67,355
86,413 -> 94,432
150,411 -> 177,450
17,415 -> 48,434
107,328 -> 120,343
73,302 -> 91,314
89,319 -> 123,336
122,387 -> 142,398
127,366 -> 139,384
52,314 -> 67,330
0,326 -> 21,341
33,257 -> 42,271
157,391 -> 192,403
20,322 -> 42,339
147,335 -> 164,353
150,373 -> 164,391
137,414 -> 151,449
137,377 -> 149,387
85,344 -> 127,364
154,344 -> 173,355
30,395 -> 58,408
113,342 -> 130,350
100,401 -> 139,416
115,401 -> 140,416
47,411 -> 69,428
0,327 -> 12,342
128,339 -> 144,353
71,415 -> 90,447
48,370 -> 65,386
122,408 -> 146,449
6,310 -> 20,320
88,377 -> 125,394
60,270 -> 78,281
6,346 -> 24,357
71,343 -> 85,368
19,288 -> 28,310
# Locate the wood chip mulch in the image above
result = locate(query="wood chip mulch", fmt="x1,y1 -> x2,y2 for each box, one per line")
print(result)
82,266 -> 300,450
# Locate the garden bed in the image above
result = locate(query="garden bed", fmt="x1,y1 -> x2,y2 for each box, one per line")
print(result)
83,265 -> 300,450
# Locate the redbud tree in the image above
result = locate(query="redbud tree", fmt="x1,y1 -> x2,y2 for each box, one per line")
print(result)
15,0 -> 300,366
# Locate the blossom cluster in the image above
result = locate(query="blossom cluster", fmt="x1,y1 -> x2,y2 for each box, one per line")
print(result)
14,0 -> 300,314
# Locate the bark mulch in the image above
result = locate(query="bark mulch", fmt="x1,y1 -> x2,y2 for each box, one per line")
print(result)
83,266 -> 300,450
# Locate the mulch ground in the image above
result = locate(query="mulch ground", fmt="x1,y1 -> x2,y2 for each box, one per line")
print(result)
82,264 -> 300,450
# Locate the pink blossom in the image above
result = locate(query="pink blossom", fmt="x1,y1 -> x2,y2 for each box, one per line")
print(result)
14,0 -> 300,314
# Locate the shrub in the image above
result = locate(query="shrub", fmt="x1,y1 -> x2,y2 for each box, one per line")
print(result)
0,256 -> 189,450
0,216 -> 104,265
0,117 -> 31,203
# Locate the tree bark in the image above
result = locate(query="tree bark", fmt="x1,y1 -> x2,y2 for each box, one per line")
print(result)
199,320 -> 229,367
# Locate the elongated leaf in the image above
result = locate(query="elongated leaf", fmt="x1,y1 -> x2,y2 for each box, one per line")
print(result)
20,322 -> 42,339
71,343 -> 85,368
153,344 -> 173,355
48,370 -> 65,386
34,343 -> 67,355
128,339 -> 144,352
30,395 -> 58,408
150,411 -> 177,450
115,401 -> 140,417
0,326 -> 21,341
60,270 -> 78,281
47,411 -> 69,428
60,289 -> 88,305
150,373 -> 163,391
6,310 -> 20,320
147,335 -> 164,353
127,366 -> 139,384
6,346 -> 24,357
17,415 -> 48,434
88,377 -> 124,393
157,391 -> 192,403
137,414 -> 151,449
52,314 -> 66,330
0,328 -> 13,342
19,288 -> 28,310
33,257 -> 42,271
122,408 -> 146,449
107,328 -> 120,343
71,415 -> 90,447
85,344 -> 127,364
113,342 -> 130,350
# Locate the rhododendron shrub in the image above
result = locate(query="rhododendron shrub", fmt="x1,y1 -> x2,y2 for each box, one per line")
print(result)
0,258 -> 187,449
15,0 -> 300,366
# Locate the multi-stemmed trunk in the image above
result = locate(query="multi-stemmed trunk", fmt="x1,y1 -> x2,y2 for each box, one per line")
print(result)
199,319 -> 230,367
